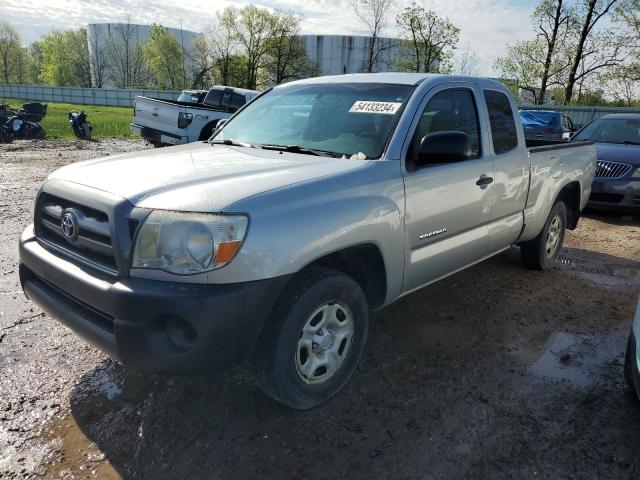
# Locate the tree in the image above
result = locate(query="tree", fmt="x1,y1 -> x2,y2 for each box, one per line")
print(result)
0,22 -> 21,84
210,8 -> 241,86
564,0 -> 622,102
395,6 -> 459,73
231,5 -> 277,89
264,10 -> 317,85
190,34 -> 216,89
533,0 -> 575,103
88,25 -> 109,87
452,42 -> 481,76
106,16 -> 147,88
351,0 -> 396,72
38,29 -> 91,86
495,39 -> 547,101
143,24 -> 185,89
601,64 -> 640,105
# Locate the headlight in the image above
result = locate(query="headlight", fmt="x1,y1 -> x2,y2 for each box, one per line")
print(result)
633,168 -> 640,178
132,211 -> 248,275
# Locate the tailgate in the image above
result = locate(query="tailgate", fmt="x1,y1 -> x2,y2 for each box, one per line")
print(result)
133,96 -> 182,135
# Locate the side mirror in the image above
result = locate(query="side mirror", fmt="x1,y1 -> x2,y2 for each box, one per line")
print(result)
417,131 -> 471,167
214,118 -> 228,134
562,132 -> 572,141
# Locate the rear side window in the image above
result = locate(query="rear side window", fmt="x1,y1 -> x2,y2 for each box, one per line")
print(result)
230,93 -> 245,111
484,90 -> 518,154
204,90 -> 222,107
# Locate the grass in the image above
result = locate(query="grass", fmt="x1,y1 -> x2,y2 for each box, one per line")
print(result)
0,98 -> 136,140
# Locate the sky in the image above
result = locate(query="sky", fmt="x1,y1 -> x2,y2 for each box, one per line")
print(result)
0,0 -> 538,76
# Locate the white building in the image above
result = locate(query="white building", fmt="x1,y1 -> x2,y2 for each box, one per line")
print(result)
300,35 -> 402,76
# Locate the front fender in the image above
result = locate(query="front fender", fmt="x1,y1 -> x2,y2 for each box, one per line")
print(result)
208,161 -> 406,304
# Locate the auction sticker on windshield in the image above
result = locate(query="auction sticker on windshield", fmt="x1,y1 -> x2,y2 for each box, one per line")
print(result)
349,101 -> 402,114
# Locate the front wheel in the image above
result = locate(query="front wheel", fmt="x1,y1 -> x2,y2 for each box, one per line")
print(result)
521,201 -> 567,270
254,267 -> 369,409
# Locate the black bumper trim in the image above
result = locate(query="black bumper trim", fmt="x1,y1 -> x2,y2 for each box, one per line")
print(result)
19,229 -> 292,373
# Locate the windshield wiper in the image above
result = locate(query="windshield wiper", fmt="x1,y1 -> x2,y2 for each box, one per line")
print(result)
210,138 -> 253,148
622,140 -> 640,145
259,144 -> 340,158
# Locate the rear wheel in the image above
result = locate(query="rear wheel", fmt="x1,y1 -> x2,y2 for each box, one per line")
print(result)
254,267 -> 369,409
521,201 -> 567,270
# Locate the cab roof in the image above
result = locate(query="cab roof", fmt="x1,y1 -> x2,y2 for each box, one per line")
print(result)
285,72 -> 507,90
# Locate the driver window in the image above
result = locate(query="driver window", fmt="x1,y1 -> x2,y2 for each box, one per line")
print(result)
407,89 -> 481,167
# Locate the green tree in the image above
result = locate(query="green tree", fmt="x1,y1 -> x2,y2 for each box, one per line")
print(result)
0,22 -> 22,84
143,24 -> 185,89
231,5 -> 277,89
264,10 -> 317,85
395,6 -> 459,73
38,28 -> 91,86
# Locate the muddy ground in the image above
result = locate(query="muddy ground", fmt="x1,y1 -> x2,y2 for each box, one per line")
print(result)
1,139 -> 639,480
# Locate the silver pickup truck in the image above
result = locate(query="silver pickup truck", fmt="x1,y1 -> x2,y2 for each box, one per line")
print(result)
19,73 -> 596,409
130,85 -> 258,146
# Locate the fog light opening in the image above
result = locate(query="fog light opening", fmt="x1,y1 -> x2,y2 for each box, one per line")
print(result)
165,316 -> 197,351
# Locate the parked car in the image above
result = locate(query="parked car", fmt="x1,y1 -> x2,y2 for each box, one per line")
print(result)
130,85 -> 259,147
19,73 -> 596,409
519,109 -> 577,141
625,296 -> 640,401
570,113 -> 640,212
176,89 -> 207,104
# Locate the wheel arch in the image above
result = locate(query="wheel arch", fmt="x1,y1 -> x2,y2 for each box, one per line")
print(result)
555,181 -> 581,230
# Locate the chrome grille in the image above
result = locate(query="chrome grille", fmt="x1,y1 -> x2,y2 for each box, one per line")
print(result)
594,160 -> 633,179
36,193 -> 117,274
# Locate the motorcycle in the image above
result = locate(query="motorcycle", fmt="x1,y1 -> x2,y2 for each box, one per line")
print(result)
0,103 -> 47,142
68,110 -> 92,140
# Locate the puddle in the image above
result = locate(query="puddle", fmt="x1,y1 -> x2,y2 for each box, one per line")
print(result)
530,332 -> 590,387
41,414 -> 122,479
556,248 -> 640,292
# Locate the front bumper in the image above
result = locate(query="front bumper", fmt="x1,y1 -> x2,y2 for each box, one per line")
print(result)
588,178 -> 640,212
19,226 -> 290,373
130,124 -> 187,146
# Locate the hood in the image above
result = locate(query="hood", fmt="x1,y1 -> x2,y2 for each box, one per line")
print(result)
594,143 -> 640,166
48,142 -> 369,211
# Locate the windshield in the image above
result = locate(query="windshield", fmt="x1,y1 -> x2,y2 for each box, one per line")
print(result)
213,83 -> 415,159
573,117 -> 640,144
520,110 -> 558,126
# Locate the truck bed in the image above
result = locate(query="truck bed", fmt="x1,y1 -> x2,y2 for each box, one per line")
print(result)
526,138 -> 594,152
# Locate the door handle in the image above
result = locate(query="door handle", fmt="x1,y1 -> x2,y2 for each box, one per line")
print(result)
476,175 -> 494,187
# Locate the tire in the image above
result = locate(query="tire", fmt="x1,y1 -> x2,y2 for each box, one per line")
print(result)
625,333 -> 639,400
254,267 -> 369,409
521,201 -> 567,270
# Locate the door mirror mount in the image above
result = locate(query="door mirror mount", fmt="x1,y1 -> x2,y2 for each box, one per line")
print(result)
416,131 -> 472,167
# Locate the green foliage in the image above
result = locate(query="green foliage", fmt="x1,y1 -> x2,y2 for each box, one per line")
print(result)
0,21 -> 34,84
143,24 -> 185,89
37,28 -> 91,87
395,6 -> 459,73
0,98 -> 135,139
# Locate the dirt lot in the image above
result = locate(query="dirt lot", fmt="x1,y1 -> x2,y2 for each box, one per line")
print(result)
1,139 -> 640,480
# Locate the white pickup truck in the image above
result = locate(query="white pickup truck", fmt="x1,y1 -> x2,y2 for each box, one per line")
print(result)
20,73 -> 596,409
130,85 -> 258,146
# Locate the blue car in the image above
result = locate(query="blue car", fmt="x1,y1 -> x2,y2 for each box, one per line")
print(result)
519,109 -> 576,141
626,296 -> 640,400
572,114 -> 640,212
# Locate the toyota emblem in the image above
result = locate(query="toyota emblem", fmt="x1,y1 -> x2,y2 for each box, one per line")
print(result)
61,212 -> 79,240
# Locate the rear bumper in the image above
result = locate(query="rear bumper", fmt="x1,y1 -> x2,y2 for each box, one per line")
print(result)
19,226 -> 290,373
130,124 -> 187,146
587,178 -> 640,212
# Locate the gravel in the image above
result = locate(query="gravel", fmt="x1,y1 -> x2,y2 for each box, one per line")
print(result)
1,139 -> 639,479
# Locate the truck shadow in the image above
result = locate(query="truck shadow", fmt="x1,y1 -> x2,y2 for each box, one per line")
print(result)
64,247 -> 640,479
